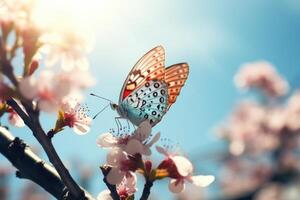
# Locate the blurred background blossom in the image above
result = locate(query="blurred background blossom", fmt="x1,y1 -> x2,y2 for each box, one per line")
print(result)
216,61 -> 300,200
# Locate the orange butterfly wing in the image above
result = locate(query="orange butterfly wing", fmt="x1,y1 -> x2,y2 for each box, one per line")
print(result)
164,63 -> 189,109
119,46 -> 165,103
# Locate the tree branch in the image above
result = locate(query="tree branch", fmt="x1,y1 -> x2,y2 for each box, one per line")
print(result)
6,98 -> 87,200
0,39 -> 18,87
100,166 -> 120,200
0,126 -> 95,200
140,179 -> 153,200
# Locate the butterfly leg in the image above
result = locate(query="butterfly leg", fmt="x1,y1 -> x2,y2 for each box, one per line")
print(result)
115,117 -> 125,133
124,119 -> 130,132
125,119 -> 135,132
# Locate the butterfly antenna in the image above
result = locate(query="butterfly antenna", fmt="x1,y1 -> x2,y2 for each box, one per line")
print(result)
90,93 -> 113,103
93,104 -> 110,119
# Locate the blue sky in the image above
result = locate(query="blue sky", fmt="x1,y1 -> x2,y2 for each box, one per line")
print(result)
2,0 -> 300,199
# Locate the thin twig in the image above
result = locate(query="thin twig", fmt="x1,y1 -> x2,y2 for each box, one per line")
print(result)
100,166 -> 120,200
140,179 -> 153,200
0,38 -> 18,87
7,98 -> 86,200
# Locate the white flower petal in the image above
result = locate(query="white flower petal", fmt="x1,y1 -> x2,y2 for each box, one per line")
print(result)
190,175 -> 215,187
61,54 -> 74,71
107,148 -> 127,166
97,133 -> 118,148
19,77 -> 38,99
45,51 -> 59,67
169,179 -> 185,193
155,145 -> 168,156
124,173 -> 137,193
97,190 -> 112,200
54,81 -> 72,98
73,122 -> 90,135
38,100 -> 58,112
107,167 -> 125,185
9,113 -> 25,127
133,121 -> 151,141
75,57 -> 89,71
146,132 -> 161,147
142,146 -> 151,156
38,70 -> 55,87
125,139 -> 144,155
171,156 -> 193,177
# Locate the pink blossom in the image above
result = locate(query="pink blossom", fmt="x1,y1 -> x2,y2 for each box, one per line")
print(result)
254,184 -> 282,200
40,32 -> 91,71
96,190 -> 112,200
97,121 -> 160,156
221,159 -> 272,197
234,61 -> 289,97
19,69 -> 93,113
7,107 -> 25,127
59,99 -> 91,135
218,101 -> 280,155
157,146 -> 214,193
97,174 -> 137,200
116,173 -> 137,198
285,92 -> 300,131
19,70 -> 65,112
0,0 -> 37,32
0,100 -> 24,128
105,148 -> 138,185
0,0 -> 26,23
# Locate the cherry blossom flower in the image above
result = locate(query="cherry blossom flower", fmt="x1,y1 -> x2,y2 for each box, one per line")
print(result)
254,184 -> 282,200
156,146 -> 215,193
7,107 -> 25,127
40,32 -> 91,71
234,61 -> 289,97
30,0 -> 94,72
116,173 -> 137,199
0,0 -> 37,31
56,99 -> 92,135
0,100 -> 24,127
56,68 -> 95,91
217,101 -> 280,155
97,174 -> 137,200
220,158 -> 272,197
218,61 -> 300,199
97,121 -> 160,156
285,91 -> 300,131
19,70 -> 66,112
19,69 -> 93,113
176,184 -> 206,200
0,0 -> 24,21
105,148 -> 138,185
0,1 -> 5,12
96,190 -> 112,200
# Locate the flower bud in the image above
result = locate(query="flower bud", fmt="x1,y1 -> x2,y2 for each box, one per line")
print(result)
28,60 -> 39,76
144,160 -> 152,175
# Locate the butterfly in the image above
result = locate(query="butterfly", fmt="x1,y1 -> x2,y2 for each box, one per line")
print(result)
111,46 -> 189,127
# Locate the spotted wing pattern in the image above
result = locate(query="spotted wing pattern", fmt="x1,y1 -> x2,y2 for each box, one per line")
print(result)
121,80 -> 168,126
119,46 -> 165,103
164,63 -> 189,109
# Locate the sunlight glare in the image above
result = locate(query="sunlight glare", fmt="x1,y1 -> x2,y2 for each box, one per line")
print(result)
31,0 -> 115,33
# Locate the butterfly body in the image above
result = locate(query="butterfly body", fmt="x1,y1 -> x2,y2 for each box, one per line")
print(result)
114,46 -> 189,127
